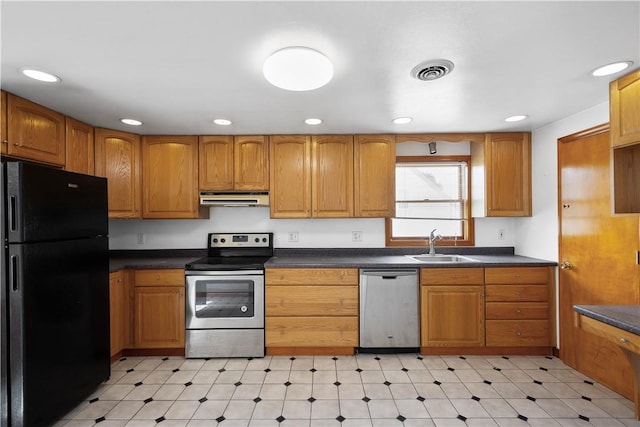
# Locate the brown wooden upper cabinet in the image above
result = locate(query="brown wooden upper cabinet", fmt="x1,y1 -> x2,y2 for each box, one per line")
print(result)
6,93 -> 65,166
270,134 -> 354,218
142,135 -> 207,219
94,128 -> 142,219
1,91 -> 7,156
64,117 -> 94,175
610,68 -> 640,214
472,132 -> 532,217
610,68 -> 640,148
199,135 -> 269,190
270,135 -> 312,218
354,134 -> 396,217
312,135 -> 354,217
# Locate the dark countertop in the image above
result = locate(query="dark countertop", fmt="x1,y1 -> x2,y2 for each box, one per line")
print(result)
108,247 -> 555,272
574,305 -> 640,336
109,249 -> 206,272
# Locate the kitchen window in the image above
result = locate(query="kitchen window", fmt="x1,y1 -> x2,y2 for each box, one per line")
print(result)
386,155 -> 474,246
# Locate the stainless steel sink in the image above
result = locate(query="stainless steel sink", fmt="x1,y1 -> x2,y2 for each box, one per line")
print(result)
406,254 -> 479,263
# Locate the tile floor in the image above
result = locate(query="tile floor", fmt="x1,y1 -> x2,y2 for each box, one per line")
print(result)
56,353 -> 640,427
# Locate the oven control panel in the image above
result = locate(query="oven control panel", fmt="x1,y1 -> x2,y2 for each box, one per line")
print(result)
209,233 -> 271,248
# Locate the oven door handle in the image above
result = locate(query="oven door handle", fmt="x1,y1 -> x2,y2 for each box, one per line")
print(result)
185,270 -> 264,276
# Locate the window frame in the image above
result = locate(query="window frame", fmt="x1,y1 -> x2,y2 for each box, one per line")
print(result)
385,155 -> 475,247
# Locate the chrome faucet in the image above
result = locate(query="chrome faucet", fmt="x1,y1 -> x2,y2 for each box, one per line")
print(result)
429,229 -> 442,255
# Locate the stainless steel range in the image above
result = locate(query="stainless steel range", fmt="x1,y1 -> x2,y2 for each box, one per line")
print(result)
185,232 -> 272,358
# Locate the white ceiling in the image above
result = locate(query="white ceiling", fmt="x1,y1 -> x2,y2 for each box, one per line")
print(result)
1,1 -> 639,136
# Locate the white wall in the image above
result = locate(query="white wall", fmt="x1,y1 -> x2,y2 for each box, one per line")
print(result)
109,140 -> 516,250
514,101 -> 610,261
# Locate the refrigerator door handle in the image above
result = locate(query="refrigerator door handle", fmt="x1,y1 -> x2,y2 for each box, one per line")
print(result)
10,255 -> 19,291
9,195 -> 17,232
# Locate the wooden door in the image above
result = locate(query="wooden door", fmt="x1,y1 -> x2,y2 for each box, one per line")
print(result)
312,135 -> 354,217
485,133 -> 532,216
94,128 -> 141,218
421,285 -> 485,347
269,135 -> 311,218
1,91 -> 7,155
235,135 -> 269,190
198,135 -> 234,190
354,134 -> 395,217
134,286 -> 185,348
65,117 -> 94,175
559,124 -> 639,399
7,93 -> 65,165
142,135 -> 205,219
610,68 -> 640,148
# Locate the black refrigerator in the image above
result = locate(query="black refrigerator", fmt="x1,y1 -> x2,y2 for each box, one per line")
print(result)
1,161 -> 111,427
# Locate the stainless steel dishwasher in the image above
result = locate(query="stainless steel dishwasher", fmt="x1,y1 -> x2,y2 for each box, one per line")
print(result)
359,269 -> 419,350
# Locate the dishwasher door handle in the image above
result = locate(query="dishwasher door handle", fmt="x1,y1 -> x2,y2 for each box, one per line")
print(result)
360,269 -> 418,278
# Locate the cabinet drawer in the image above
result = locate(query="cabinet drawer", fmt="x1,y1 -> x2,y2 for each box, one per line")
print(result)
486,320 -> 550,346
266,316 -> 358,347
266,268 -> 359,285
266,285 -> 358,316
578,314 -> 640,354
485,284 -> 548,302
486,302 -> 549,320
420,268 -> 484,285
485,267 -> 549,284
134,269 -> 185,287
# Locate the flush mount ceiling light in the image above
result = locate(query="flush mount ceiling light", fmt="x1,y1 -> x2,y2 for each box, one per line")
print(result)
213,118 -> 232,126
411,59 -> 455,81
120,118 -> 143,126
392,117 -> 412,125
304,118 -> 322,125
20,68 -> 60,83
263,47 -> 334,91
591,61 -> 633,77
504,115 -> 528,122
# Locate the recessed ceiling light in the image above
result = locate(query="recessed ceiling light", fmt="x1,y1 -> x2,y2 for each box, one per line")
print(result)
392,117 -> 412,125
504,115 -> 528,122
263,46 -> 334,91
304,118 -> 322,125
213,119 -> 232,126
20,68 -> 60,83
120,118 -> 143,126
591,61 -> 633,77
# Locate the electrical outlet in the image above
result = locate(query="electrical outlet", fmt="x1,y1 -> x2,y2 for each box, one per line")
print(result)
287,232 -> 299,242
352,231 -> 363,242
498,229 -> 505,240
136,233 -> 145,244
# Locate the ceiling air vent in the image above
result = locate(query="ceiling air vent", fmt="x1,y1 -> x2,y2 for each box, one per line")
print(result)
411,59 -> 455,81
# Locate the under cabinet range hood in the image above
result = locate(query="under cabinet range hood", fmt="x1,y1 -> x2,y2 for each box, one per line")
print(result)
199,191 -> 269,207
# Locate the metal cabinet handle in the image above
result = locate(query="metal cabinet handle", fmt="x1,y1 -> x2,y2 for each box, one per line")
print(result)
560,261 -> 573,270
516,332 -> 522,336
2,139 -> 7,144
13,141 -> 20,147
515,309 -> 521,314
515,274 -> 521,278
515,291 -> 521,296
451,274 -> 458,279
621,338 -> 629,344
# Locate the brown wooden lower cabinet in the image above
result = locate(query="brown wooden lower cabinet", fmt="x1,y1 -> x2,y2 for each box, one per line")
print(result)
265,268 -> 359,354
133,269 -> 185,349
420,266 -> 555,354
109,271 -> 125,358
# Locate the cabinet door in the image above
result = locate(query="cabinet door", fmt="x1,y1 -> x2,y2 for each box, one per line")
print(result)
1,91 -> 7,155
142,135 -> 205,219
65,117 -> 94,175
109,271 -> 124,357
199,135 -> 234,190
312,135 -> 354,217
354,134 -> 395,217
7,93 -> 65,165
484,133 -> 532,216
94,128 -> 141,218
269,135 -> 311,218
610,68 -> 640,148
421,285 -> 485,347
235,135 -> 269,190
134,286 -> 185,349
